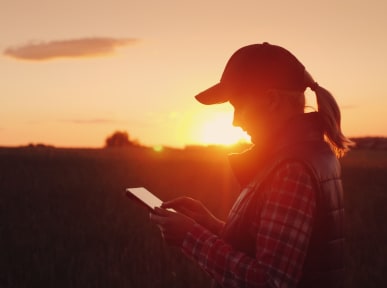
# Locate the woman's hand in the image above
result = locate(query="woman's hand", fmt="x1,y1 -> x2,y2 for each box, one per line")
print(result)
149,207 -> 196,247
161,197 -> 224,235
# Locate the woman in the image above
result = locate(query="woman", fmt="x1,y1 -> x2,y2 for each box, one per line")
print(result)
150,42 -> 353,287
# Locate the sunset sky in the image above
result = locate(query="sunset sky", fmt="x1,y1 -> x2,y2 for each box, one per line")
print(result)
1,0 -> 386,148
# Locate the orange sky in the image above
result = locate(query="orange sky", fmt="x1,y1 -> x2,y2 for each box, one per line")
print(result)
1,0 -> 386,148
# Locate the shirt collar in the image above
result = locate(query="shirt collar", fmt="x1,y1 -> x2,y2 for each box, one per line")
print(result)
229,112 -> 323,186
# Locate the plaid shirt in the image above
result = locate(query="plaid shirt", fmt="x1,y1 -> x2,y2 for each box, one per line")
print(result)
181,161 -> 316,288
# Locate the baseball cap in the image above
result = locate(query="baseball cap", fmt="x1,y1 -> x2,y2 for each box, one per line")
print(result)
195,42 -> 307,105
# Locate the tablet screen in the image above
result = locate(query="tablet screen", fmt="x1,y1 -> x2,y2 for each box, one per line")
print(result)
126,187 -> 163,211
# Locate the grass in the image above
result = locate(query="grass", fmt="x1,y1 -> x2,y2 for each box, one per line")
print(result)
0,147 -> 386,287
340,150 -> 387,287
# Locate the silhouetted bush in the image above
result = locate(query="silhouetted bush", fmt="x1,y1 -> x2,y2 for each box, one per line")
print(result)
105,131 -> 139,148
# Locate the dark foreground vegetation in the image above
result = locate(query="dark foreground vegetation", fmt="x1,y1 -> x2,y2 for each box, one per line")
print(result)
0,146 -> 386,287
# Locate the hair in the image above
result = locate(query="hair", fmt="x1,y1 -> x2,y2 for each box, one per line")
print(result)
277,90 -> 306,113
311,83 -> 354,158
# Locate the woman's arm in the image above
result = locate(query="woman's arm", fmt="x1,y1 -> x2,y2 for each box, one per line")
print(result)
181,162 -> 316,287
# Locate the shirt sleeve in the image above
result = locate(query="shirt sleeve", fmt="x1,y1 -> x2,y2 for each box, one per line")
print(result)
181,161 -> 316,288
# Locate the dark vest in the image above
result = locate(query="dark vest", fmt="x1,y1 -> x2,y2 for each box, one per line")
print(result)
219,114 -> 345,287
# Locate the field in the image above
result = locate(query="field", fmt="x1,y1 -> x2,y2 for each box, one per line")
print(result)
0,146 -> 386,287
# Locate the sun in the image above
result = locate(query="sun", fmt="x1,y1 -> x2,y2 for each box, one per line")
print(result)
198,112 -> 250,146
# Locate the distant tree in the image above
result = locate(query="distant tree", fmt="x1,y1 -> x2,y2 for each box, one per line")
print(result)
26,143 -> 55,149
105,131 -> 139,148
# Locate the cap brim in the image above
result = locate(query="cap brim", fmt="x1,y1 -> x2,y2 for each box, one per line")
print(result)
194,83 -> 229,105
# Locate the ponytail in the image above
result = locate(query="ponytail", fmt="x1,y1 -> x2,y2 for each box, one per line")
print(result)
306,71 -> 354,157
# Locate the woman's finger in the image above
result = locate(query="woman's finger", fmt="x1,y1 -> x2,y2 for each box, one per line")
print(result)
153,207 -> 173,216
166,196 -> 196,205
149,211 -> 169,225
162,197 -> 187,208
162,197 -> 196,209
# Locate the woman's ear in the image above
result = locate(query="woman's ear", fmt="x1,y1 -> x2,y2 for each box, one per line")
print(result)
265,89 -> 281,112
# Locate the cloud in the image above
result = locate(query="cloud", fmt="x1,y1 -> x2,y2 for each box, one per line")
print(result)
65,118 -> 117,124
4,37 -> 138,61
56,118 -> 122,125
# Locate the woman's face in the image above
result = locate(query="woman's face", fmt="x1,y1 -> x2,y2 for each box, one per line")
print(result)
229,93 -> 270,144
230,89 -> 305,145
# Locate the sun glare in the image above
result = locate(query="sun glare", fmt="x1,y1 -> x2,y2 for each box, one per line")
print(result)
198,112 -> 250,146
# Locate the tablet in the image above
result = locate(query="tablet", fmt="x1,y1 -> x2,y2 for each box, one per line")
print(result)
126,187 -> 174,212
